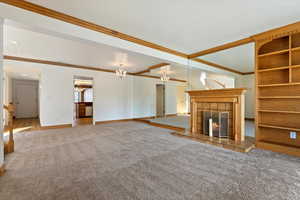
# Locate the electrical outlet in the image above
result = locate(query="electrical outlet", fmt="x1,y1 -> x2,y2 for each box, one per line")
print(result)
290,132 -> 297,139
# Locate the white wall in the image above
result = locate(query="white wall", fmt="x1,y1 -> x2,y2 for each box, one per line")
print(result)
132,76 -> 184,118
5,61 -> 185,126
235,74 -> 255,119
39,65 -> 135,126
93,72 -> 133,122
132,77 -> 156,118
3,72 -> 12,125
39,68 -> 74,126
0,18 -> 4,168
189,69 -> 235,90
176,86 -> 187,114
165,84 -> 179,115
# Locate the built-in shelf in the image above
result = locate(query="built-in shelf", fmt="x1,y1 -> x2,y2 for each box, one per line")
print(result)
291,46 -> 300,52
257,82 -> 300,87
258,49 -> 289,57
258,124 -> 300,132
258,110 -> 300,114
256,141 -> 300,157
256,32 -> 300,157
258,66 -> 289,73
290,64 -> 300,69
258,96 -> 300,99
257,65 -> 300,73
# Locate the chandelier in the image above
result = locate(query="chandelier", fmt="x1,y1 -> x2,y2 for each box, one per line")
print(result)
115,64 -> 127,79
160,71 -> 170,82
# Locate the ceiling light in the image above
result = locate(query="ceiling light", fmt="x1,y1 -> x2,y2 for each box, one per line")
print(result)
160,65 -> 171,82
160,71 -> 170,82
115,64 -> 127,79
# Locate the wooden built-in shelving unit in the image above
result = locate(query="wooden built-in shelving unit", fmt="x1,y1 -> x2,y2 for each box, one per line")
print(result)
255,30 -> 300,157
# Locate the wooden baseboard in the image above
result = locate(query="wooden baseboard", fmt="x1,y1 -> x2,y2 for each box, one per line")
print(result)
245,118 -> 255,121
133,116 -> 156,120
165,114 -> 177,117
256,141 -> 300,157
147,122 -> 185,132
96,116 -> 160,125
95,119 -> 132,125
3,125 -> 9,130
0,164 -> 5,176
136,119 -> 185,132
41,124 -> 72,130
4,140 -> 14,154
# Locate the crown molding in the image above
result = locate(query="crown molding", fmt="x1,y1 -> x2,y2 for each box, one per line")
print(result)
134,63 -> 170,75
0,0 -> 187,58
188,37 -> 254,59
192,58 -> 245,75
4,55 -> 187,82
0,0 -> 257,76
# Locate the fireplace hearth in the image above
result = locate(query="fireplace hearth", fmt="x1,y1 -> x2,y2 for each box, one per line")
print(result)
203,111 -> 229,138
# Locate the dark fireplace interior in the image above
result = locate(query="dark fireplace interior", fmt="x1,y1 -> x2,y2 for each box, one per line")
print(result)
203,111 -> 229,138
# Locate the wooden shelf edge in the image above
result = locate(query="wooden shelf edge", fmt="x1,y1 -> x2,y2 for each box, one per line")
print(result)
291,46 -> 300,52
258,96 -> 300,99
257,66 -> 289,72
258,65 -> 300,72
258,124 -> 300,132
290,64 -> 300,69
256,141 -> 300,157
258,49 -> 289,57
258,110 -> 300,114
257,82 -> 300,87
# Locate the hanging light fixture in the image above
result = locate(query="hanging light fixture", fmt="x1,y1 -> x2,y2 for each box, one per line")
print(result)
160,65 -> 170,82
160,71 -> 170,82
115,64 -> 127,79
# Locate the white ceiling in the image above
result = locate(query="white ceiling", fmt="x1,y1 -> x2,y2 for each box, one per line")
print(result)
200,43 -> 255,73
4,23 -> 199,80
4,60 -> 41,80
4,24 -> 168,73
27,0 -> 300,54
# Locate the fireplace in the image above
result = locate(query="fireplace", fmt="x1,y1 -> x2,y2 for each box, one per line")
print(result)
203,111 -> 229,138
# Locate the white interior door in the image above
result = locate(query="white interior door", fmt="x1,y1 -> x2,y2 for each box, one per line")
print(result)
15,81 -> 38,119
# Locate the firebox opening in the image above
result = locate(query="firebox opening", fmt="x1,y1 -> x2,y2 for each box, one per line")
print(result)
203,111 -> 229,138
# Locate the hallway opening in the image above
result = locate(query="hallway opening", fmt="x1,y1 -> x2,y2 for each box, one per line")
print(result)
73,76 -> 94,126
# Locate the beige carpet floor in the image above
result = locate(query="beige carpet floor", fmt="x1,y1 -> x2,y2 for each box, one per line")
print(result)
0,121 -> 299,200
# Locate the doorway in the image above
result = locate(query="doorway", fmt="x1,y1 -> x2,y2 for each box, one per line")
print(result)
13,79 -> 39,119
156,84 -> 165,117
73,76 -> 93,126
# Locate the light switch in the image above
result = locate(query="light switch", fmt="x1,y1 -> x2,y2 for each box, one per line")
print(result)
290,132 -> 297,139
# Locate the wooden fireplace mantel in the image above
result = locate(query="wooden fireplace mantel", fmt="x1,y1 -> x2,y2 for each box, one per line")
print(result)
187,88 -> 247,142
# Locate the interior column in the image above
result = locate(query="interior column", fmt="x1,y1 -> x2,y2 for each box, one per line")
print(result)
0,17 -> 4,175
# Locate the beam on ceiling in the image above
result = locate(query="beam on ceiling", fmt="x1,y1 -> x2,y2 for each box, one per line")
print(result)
134,63 -> 170,75
4,55 -> 116,73
242,71 -> 255,75
1,0 -> 187,58
252,21 -> 300,40
3,55 -> 187,83
0,1 -> 258,76
192,58 -> 244,75
188,37 -> 254,58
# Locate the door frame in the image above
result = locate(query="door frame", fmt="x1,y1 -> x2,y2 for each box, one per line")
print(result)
73,76 -> 94,126
13,79 -> 39,119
